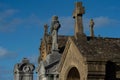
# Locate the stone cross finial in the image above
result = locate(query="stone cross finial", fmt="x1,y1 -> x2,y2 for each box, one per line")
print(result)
89,19 -> 95,37
73,2 -> 85,38
73,2 -> 85,17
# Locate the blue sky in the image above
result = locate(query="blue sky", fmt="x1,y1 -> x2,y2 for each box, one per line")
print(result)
0,0 -> 120,80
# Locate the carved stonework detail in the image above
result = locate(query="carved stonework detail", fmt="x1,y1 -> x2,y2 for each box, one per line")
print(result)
89,19 -> 95,37
51,16 -> 61,51
39,41 -> 47,61
36,61 -> 47,80
14,58 -> 35,80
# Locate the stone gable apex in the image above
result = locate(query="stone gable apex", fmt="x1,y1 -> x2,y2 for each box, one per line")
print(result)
58,37 -> 87,80
58,37 -> 86,72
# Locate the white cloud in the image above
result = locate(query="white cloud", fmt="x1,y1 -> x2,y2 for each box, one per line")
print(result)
0,12 -> 42,32
0,9 -> 20,32
1,11 -> 119,34
0,46 -> 17,59
89,16 -> 120,27
0,3 -> 43,32
0,9 -> 19,21
83,16 -> 120,31
94,16 -> 111,27
0,47 -> 7,56
83,16 -> 115,28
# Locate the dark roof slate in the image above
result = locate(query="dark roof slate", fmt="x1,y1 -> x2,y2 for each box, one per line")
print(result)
72,36 -> 120,61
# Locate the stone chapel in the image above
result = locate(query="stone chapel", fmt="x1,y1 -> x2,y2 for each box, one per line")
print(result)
14,2 -> 120,80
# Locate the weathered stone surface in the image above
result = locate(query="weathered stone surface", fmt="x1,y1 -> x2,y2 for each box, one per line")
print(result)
73,2 -> 85,39
89,19 -> 95,37
14,58 -> 35,80
51,16 -> 61,51
58,37 -> 87,80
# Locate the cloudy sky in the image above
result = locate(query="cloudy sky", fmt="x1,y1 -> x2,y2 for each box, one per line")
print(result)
0,0 -> 120,80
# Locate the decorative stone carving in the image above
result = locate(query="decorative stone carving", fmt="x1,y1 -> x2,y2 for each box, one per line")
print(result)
89,19 -> 95,37
37,61 -> 47,80
23,65 -> 31,72
14,58 -> 35,80
44,24 -> 48,34
50,16 -> 61,51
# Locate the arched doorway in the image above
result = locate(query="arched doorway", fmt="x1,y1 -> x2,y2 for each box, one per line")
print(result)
105,61 -> 116,80
67,67 -> 80,80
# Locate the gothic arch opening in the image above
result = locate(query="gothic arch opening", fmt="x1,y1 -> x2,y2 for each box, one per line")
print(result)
67,67 -> 80,80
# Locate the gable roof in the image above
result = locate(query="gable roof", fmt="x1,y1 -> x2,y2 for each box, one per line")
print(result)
71,36 -> 120,61
58,36 -> 120,72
